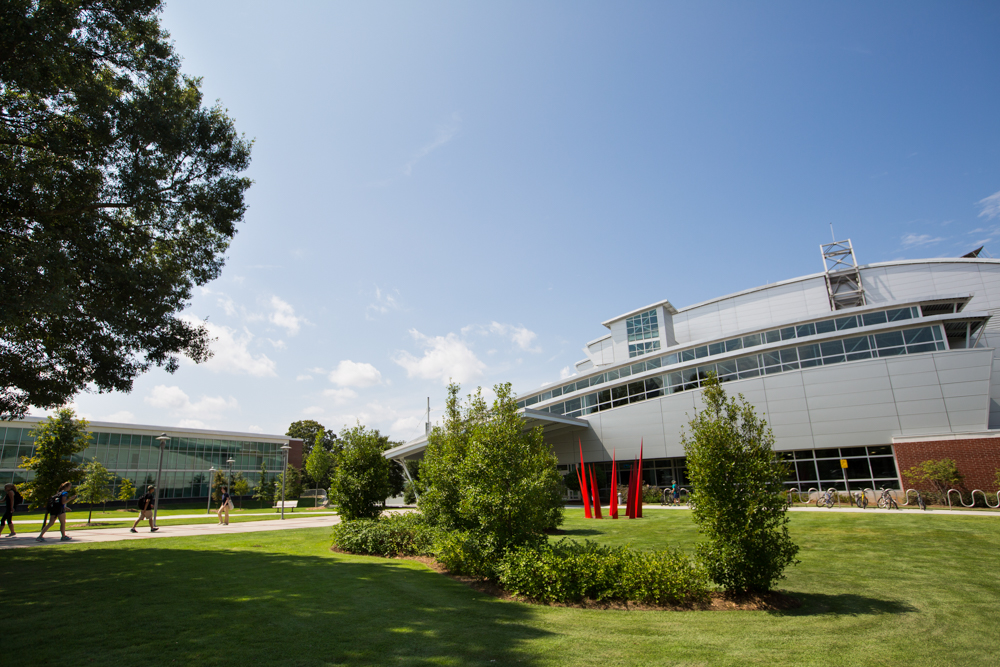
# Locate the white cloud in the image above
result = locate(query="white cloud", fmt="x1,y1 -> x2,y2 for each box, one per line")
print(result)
366,286 -> 401,319
247,425 -> 264,433
978,190 -> 1000,220
559,366 -> 575,380
296,374 -> 313,381
393,329 -> 485,384
403,112 -> 461,176
323,388 -> 358,405
103,410 -> 136,423
145,385 -> 239,425
266,338 -> 286,350
178,419 -> 209,429
488,322 -> 540,352
328,360 -> 383,388
901,233 -> 945,248
268,296 -> 303,336
183,317 -> 277,377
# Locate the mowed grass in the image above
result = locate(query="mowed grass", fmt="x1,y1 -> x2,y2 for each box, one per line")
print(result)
6,507 -> 336,531
2,510 -> 999,666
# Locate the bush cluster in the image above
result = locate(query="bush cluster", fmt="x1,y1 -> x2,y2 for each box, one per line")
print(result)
496,540 -> 710,606
331,513 -> 438,557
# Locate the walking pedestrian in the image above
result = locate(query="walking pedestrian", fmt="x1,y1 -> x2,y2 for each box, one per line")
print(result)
671,479 -> 679,505
2,483 -> 21,537
36,481 -> 76,542
130,485 -> 159,533
217,485 -> 231,525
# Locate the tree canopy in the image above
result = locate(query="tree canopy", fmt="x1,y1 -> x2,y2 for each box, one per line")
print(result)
286,420 -> 338,457
0,0 -> 253,418
329,424 -> 392,521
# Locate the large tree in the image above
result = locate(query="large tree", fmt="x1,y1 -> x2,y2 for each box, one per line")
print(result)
329,424 -> 392,521
0,0 -> 253,418
76,457 -> 114,524
18,407 -> 92,508
286,420 -> 338,457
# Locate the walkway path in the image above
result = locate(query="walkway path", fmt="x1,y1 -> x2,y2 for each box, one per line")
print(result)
7,510 -> 339,526
639,504 -> 1000,517
0,513 -> 342,550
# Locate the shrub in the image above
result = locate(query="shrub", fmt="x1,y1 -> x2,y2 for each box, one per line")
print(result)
643,485 -> 661,505
904,459 -> 964,497
330,424 -> 392,521
331,513 -> 438,557
682,374 -> 799,594
497,540 -> 710,606
433,530 -> 495,578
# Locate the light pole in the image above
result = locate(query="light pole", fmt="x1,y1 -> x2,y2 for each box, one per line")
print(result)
280,443 -> 291,519
153,433 -> 170,529
226,457 -> 235,501
206,466 -> 216,514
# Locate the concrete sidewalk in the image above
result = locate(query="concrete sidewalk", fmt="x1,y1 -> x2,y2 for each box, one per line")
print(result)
5,510 -> 339,526
637,504 -> 1000,517
0,513 -> 342,550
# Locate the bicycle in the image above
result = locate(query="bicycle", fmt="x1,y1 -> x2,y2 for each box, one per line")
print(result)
817,488 -> 836,508
853,490 -> 868,509
877,487 -> 899,509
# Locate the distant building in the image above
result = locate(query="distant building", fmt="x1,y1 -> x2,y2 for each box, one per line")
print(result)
0,418 -> 302,501
387,242 -> 1000,495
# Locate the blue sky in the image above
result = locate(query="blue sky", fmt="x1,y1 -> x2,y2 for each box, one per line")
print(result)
48,1 -> 1000,440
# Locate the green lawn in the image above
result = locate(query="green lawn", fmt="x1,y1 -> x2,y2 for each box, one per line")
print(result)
6,505 -> 335,531
2,510 -> 998,666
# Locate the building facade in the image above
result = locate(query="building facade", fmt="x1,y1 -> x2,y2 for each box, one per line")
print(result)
388,244 -> 1000,497
0,418 -> 302,501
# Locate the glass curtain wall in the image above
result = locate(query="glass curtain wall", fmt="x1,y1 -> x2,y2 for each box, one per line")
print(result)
0,426 -> 285,499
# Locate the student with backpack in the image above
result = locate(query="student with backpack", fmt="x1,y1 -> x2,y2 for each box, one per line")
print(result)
36,481 -> 76,542
130,485 -> 159,533
1,483 -> 21,537
217,485 -> 232,525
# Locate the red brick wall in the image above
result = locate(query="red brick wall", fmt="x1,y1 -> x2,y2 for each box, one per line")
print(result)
894,439 -> 1000,492
288,438 -> 304,469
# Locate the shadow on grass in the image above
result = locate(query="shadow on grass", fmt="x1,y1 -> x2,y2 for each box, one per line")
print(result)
1,545 -> 549,665
559,528 -> 604,536
778,592 -> 917,617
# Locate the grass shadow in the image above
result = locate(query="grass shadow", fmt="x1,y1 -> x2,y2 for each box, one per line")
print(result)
0,540 -> 550,665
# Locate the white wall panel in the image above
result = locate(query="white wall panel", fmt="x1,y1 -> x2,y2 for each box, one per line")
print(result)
941,380 -> 991,398
891,384 -> 945,402
893,398 -> 949,416
898,413 -> 953,431
888,371 -> 944,390
947,410 -> 988,430
937,366 -> 990,384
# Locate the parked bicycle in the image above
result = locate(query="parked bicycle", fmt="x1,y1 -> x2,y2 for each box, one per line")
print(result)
853,490 -> 868,509
877,487 -> 899,509
818,488 -> 837,508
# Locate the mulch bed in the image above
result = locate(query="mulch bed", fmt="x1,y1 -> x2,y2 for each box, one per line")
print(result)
329,546 -> 801,611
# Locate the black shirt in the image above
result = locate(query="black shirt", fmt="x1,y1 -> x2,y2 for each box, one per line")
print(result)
138,493 -> 154,511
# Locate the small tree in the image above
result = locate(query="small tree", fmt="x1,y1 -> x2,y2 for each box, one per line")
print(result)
253,462 -> 275,508
904,459 -> 964,499
682,374 -> 799,594
76,459 -> 115,525
232,472 -> 250,509
211,469 -> 227,504
18,408 -> 92,510
304,445 -> 335,506
117,478 -> 136,510
330,424 -> 391,521
277,465 -> 304,500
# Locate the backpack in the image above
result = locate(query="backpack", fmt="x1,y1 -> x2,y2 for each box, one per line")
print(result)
46,493 -> 63,515
14,490 -> 23,507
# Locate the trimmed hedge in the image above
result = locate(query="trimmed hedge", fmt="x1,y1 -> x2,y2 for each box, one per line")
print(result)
331,512 -> 438,557
497,540 -> 710,606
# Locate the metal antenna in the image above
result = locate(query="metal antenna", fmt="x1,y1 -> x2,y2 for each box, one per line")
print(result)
830,223 -> 836,242
425,397 -> 431,434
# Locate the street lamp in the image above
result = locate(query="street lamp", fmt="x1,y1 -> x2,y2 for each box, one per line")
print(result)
153,433 -> 170,529
280,443 -> 291,520
226,457 -> 235,492
206,466 -> 216,514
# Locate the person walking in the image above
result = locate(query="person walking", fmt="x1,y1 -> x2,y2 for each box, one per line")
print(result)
671,480 -> 679,505
130,485 -> 159,533
217,485 -> 232,525
36,481 -> 76,542
1,483 -> 21,537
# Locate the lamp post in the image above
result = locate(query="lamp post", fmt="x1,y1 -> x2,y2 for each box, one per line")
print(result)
206,466 -> 216,514
280,443 -> 291,520
153,433 -> 170,529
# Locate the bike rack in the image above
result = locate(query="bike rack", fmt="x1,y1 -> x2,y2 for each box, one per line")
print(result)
786,487 -> 812,505
903,489 -> 922,506
829,487 -> 842,508
946,489 -> 963,509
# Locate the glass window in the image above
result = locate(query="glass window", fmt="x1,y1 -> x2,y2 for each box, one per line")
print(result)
666,372 -> 683,388
540,391 -> 552,401
644,377 -> 664,396
627,381 -> 645,397
645,356 -> 661,370
817,459 -> 843,481
725,338 -> 743,352
765,329 -> 782,344
886,308 -> 913,322
619,366 -> 632,378
878,346 -> 906,357
551,386 -> 562,398
798,343 -> 820,360
709,342 -> 726,356
662,353 -> 678,366
631,361 -> 646,374
796,323 -> 816,338
846,458 -> 872,480
716,359 -> 737,378
869,457 -> 897,478
815,319 -> 836,334
736,356 -> 759,378
874,331 -> 904,349
694,346 -> 708,359
762,351 -> 782,367
862,311 -> 887,326
904,327 -> 934,345
906,342 -> 937,353
605,369 -> 619,382
820,340 -> 845,357
742,333 -> 762,348
795,460 -> 817,482
597,389 -> 612,405
779,348 -> 799,364
697,364 -> 717,381
780,327 -> 797,341
524,395 -> 538,406
565,397 -> 581,413
835,316 -> 858,330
